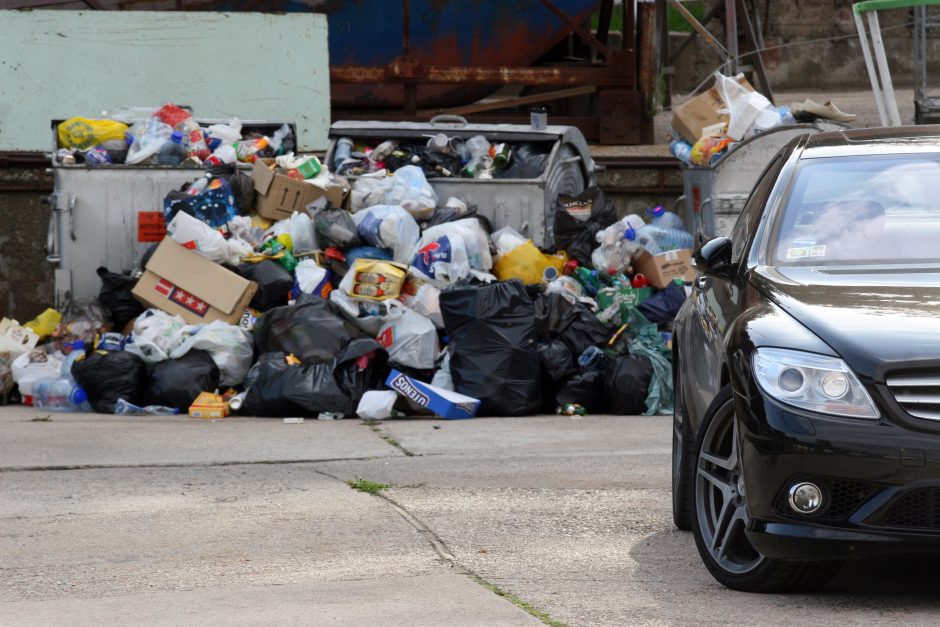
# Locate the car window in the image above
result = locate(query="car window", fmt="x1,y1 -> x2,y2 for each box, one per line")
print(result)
730,151 -> 786,263
770,154 -> 940,266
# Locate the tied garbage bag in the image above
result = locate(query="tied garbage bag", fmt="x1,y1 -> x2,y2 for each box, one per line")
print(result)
313,207 -> 362,250
353,204 -> 420,265
604,354 -> 654,415
253,296 -> 368,365
169,321 -> 254,387
144,350 -> 220,412
376,308 -> 440,370
96,267 -> 145,332
411,235 -> 471,287
418,218 -> 492,271
125,309 -> 187,364
554,187 -> 618,267
232,260 -> 294,312
350,170 -> 389,212
71,350 -> 148,414
57,117 -> 129,151
384,165 -> 438,220
243,341 -> 387,417
441,280 -> 541,416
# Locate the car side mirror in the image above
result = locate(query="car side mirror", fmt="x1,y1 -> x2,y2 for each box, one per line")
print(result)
694,236 -> 735,277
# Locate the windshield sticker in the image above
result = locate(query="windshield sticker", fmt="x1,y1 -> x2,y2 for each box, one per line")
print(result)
793,237 -> 817,247
810,245 -> 826,257
787,247 -> 811,259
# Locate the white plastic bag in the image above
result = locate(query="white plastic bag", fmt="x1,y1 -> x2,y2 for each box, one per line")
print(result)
385,165 -> 438,220
329,289 -> 406,336
11,350 -> 63,385
170,321 -> 254,387
125,117 -> 172,165
402,279 -> 444,329
293,259 -> 331,297
206,118 -> 242,146
356,390 -> 398,420
430,350 -> 454,391
289,211 -> 316,255
714,72 -> 772,141
410,234 -> 471,287
491,226 -> 528,257
419,218 -> 492,271
125,310 -> 187,364
350,170 -> 389,212
352,204 -> 420,264
376,308 -> 440,370
168,212 -> 251,265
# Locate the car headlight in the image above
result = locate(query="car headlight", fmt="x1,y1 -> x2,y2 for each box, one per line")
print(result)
752,348 -> 879,419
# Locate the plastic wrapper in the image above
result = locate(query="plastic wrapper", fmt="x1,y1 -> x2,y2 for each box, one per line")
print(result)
494,240 -> 565,286
544,276 -> 585,306
125,117 -> 172,165
233,260 -> 294,312
384,165 -> 438,219
356,390 -> 399,420
714,71 -> 773,140
54,300 -> 110,351
253,296 -> 370,365
292,259 -> 332,300
144,350 -> 220,412
114,398 -> 179,416
71,350 -> 148,414
376,308 -> 440,370
169,321 -> 254,387
597,283 -> 653,326
604,354 -> 654,415
313,207 -> 362,249
553,187 -> 618,267
440,280 -> 541,416
124,309 -> 187,365
411,234 -> 471,287
418,218 -> 492,271
339,258 -> 408,302
242,341 -> 387,417
353,204 -> 420,264
96,267 -> 145,332
167,212 -> 251,265
57,117 -> 128,151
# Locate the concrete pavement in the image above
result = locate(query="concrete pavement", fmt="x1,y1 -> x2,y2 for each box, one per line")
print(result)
3,406 -> 940,625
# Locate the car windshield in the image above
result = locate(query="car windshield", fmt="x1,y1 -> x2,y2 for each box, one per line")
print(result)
770,154 -> 940,266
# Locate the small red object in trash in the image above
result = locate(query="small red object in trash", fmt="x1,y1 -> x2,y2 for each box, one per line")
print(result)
563,259 -> 579,276
632,274 -> 648,288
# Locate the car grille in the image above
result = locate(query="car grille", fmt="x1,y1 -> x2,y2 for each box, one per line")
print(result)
882,488 -> 940,530
885,372 -> 940,421
774,476 -> 880,522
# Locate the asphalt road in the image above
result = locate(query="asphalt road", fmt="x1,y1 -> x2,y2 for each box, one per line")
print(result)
2,406 -> 939,626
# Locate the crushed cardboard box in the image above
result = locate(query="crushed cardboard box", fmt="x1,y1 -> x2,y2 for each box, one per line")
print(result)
634,249 -> 696,290
672,76 -> 754,144
132,238 -> 258,326
386,369 -> 480,419
252,158 -> 349,221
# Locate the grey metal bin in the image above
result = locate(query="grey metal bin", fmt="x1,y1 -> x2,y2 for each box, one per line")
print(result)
325,117 -> 597,248
47,120 -> 294,309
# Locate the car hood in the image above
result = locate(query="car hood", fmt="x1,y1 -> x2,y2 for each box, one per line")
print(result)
750,265 -> 940,379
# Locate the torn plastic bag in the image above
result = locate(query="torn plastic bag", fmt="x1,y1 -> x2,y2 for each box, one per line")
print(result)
124,309 -> 187,365
96,266 -> 144,331
54,299 -> 110,351
353,204 -> 420,264
232,260 -> 294,312
376,308 -> 440,370
71,350 -> 148,414
291,259 -> 332,300
144,350 -> 220,412
553,187 -> 617,266
411,234 -> 471,287
637,282 -> 687,324
384,165 -> 438,220
242,341 -> 387,417
419,218 -> 492,271
253,296 -> 369,365
313,207 -> 362,249
170,321 -> 254,387
167,211 -> 252,265
534,292 -> 610,357
440,280 -> 541,416
604,354 -> 654,415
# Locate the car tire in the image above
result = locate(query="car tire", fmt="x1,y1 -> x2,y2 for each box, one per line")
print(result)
690,385 -> 841,592
672,365 -> 694,531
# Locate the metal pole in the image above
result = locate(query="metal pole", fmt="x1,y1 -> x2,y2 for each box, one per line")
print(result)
854,9 -> 890,126
868,10 -> 902,125
724,0 -> 738,74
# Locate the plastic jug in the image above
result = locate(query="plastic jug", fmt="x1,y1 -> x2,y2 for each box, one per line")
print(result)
649,206 -> 686,231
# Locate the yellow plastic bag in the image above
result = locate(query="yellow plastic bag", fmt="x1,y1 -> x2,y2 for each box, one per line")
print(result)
24,308 -> 62,339
493,241 -> 566,285
57,117 -> 129,151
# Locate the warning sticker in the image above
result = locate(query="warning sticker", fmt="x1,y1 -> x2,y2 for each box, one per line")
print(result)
138,211 -> 166,243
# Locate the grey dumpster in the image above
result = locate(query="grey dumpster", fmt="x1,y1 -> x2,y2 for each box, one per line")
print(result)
325,117 -> 597,248
681,122 -> 841,246
47,120 -> 293,310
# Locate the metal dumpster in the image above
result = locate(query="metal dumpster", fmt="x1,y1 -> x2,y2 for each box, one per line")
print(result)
681,122 -> 840,246
325,117 -> 597,248
47,120 -> 293,309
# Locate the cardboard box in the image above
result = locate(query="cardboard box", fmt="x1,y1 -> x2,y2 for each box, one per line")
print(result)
132,238 -> 258,326
672,76 -> 754,144
634,249 -> 696,290
385,369 -> 480,420
188,391 -> 228,419
252,158 -> 349,221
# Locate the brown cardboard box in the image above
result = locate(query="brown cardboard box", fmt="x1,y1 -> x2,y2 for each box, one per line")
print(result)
634,249 -> 696,289
132,239 -> 258,325
671,76 -> 754,144
252,158 -> 349,221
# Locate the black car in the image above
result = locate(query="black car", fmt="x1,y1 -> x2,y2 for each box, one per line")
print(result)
672,127 -> 940,592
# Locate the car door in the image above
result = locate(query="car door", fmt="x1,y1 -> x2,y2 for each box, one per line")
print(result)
683,150 -> 788,424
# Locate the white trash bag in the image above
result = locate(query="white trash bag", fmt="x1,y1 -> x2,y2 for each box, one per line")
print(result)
352,204 -> 420,264
410,234 -> 471,287
170,320 -> 254,387
168,211 -> 251,265
384,165 -> 438,220
419,218 -> 492,271
356,390 -> 399,420
714,71 -> 773,141
376,308 -> 440,370
125,309 -> 187,364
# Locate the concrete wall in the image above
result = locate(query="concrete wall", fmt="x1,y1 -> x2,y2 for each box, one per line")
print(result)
670,0 -> 938,93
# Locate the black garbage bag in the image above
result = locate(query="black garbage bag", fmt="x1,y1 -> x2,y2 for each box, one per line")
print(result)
313,207 -> 362,250
637,282 -> 688,325
536,339 -> 575,384
232,260 -> 293,312
556,369 -> 610,413
243,340 -> 388,417
496,143 -> 549,179
604,354 -> 654,415
534,292 -> 610,357
553,187 -> 617,265
206,163 -> 256,215
71,350 -> 148,413
253,296 -> 368,365
440,280 -> 541,416
96,266 -> 145,330
144,350 -> 220,411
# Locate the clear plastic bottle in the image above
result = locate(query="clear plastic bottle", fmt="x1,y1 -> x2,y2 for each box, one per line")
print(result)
156,131 -> 188,165
649,206 -> 686,231
34,377 -> 90,412
333,137 -> 354,172
634,223 -> 693,253
178,117 -> 210,161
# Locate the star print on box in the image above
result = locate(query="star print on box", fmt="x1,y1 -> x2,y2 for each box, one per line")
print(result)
169,287 -> 209,317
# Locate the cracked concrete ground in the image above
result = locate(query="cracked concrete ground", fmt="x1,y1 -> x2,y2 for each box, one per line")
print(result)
3,406 -> 940,626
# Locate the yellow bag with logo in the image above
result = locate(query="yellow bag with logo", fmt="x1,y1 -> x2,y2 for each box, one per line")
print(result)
57,117 -> 129,151
493,241 -> 566,285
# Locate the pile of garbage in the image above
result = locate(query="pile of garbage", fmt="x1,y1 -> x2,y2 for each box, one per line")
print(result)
3,105 -> 697,421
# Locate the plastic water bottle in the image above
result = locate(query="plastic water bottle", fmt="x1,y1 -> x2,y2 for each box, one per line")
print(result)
669,138 -> 693,165
578,346 -> 606,370
636,224 -> 693,252
156,131 -> 188,165
34,377 -> 90,412
649,206 -> 686,231
333,137 -> 354,172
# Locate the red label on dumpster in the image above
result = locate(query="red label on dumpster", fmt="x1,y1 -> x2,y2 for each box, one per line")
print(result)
138,211 -> 166,243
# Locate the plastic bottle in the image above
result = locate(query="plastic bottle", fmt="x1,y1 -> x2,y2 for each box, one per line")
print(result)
635,223 -> 693,253
34,377 -> 89,412
578,346 -> 606,370
186,174 -> 211,196
669,138 -> 693,165
573,266 -> 600,296
492,143 -> 512,169
333,137 -> 354,172
156,131 -> 188,165
178,117 -> 210,161
649,205 -> 686,231
234,137 -> 270,163
460,135 -> 492,178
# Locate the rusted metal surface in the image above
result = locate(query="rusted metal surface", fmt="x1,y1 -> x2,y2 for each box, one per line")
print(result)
637,0 -> 657,144
445,86 -> 597,116
330,64 -> 634,87
538,0 -> 611,56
